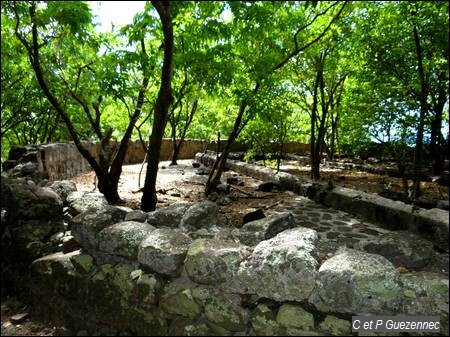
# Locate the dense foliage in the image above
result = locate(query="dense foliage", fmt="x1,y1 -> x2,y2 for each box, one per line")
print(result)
1,1 -> 448,202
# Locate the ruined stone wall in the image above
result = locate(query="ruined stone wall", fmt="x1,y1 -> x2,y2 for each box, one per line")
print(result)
3,139 -> 307,181
29,192 -> 448,336
196,152 -> 450,252
1,162 -> 447,335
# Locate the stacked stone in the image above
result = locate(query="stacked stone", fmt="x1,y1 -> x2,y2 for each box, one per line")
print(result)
30,198 -> 448,336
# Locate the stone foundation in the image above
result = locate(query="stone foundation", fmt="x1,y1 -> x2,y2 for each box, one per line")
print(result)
29,191 -> 448,335
2,140 -> 311,181
196,152 -> 449,252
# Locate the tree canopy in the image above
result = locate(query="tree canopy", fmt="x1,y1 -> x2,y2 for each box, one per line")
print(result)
1,1 -> 448,204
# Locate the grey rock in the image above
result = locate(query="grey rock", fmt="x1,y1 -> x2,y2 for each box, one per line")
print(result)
184,239 -> 252,286
251,303 -> 283,336
9,313 -> 30,324
436,200 -> 449,211
2,179 -> 63,220
70,253 -> 94,274
243,209 -> 265,224
256,181 -> 281,192
226,177 -> 239,185
180,201 -> 218,230
11,219 -> 65,243
309,248 -> 402,315
318,315 -> 351,335
192,287 -> 248,332
399,272 -> 449,325
62,236 -> 80,253
146,202 -> 191,228
276,304 -> 314,330
216,183 -> 230,193
46,180 -> 77,205
138,228 -> 192,277
237,212 -> 296,246
216,195 -> 232,206
358,231 -> 434,268
124,210 -> 148,223
70,206 -> 128,250
159,281 -> 201,320
98,221 -> 155,260
236,227 -> 318,301
400,271 -> 449,336
66,191 -> 108,216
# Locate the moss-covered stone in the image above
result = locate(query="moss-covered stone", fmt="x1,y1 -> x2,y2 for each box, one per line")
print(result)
71,253 -> 94,274
184,239 -> 251,286
138,228 -> 192,277
135,272 -> 161,306
98,221 -> 155,260
276,304 -> 314,330
236,227 -> 319,302
399,271 -> 449,335
160,282 -> 201,319
318,315 -> 351,335
192,287 -> 247,332
309,248 -> 402,315
251,303 -> 284,336
183,322 -> 213,336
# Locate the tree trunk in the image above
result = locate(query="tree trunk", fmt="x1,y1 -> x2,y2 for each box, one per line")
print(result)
310,65 -> 320,180
170,97 -> 197,166
312,55 -> 326,180
412,24 -> 428,200
97,172 -> 121,204
205,84 -> 259,195
430,71 -> 446,174
141,1 -> 174,211
170,123 -> 178,165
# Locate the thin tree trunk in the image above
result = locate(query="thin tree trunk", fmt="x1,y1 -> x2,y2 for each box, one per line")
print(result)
170,97 -> 198,165
206,84 -> 259,194
412,24 -> 428,200
141,1 -> 174,211
430,71 -> 446,174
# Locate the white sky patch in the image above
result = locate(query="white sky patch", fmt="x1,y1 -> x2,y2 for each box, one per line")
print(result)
221,8 -> 232,22
90,1 -> 146,33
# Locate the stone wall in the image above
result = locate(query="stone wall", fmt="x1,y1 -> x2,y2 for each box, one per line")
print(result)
196,151 -> 450,252
28,192 -> 448,335
3,139 -> 309,181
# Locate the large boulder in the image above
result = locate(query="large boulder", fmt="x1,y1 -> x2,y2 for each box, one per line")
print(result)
180,201 -> 218,231
317,315 -> 351,336
125,210 -> 148,223
251,304 -> 283,336
9,219 -> 65,244
70,206 -> 127,250
159,281 -> 202,320
309,248 -> 402,315
276,304 -> 315,335
236,227 -> 319,302
146,202 -> 191,228
138,228 -> 192,277
46,180 -> 77,205
2,178 -> 63,221
66,191 -> 109,216
98,221 -> 156,260
192,287 -> 248,332
358,231 -> 434,268
184,239 -> 252,286
235,212 -> 296,246
399,272 -> 449,335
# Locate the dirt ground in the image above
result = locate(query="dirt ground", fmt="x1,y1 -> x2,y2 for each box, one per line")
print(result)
70,160 -> 296,227
276,159 -> 449,202
1,297 -> 58,336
